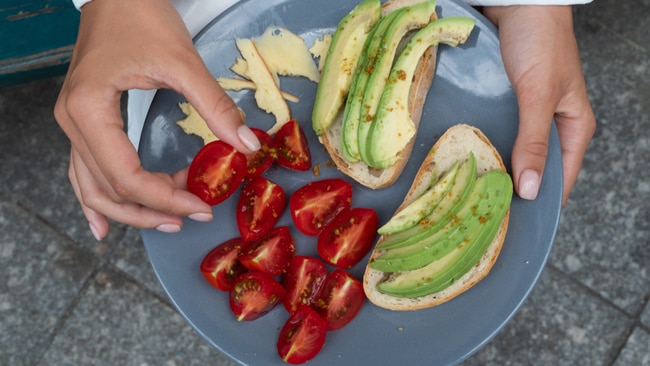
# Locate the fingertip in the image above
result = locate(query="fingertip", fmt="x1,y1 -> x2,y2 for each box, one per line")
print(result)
237,125 -> 261,152
517,169 -> 540,201
89,222 -> 104,241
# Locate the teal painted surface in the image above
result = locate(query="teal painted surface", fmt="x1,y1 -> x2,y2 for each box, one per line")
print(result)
0,0 -> 80,87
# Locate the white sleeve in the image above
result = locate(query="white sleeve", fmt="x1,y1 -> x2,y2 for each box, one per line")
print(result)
464,0 -> 591,4
72,0 -> 92,9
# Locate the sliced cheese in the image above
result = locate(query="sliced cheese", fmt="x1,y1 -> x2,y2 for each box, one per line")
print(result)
235,37 -> 291,135
176,102 -> 218,144
309,33 -> 332,72
253,27 -> 320,82
216,77 -> 300,103
230,56 -> 280,86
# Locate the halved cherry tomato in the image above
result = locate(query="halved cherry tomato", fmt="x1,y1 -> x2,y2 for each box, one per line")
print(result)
236,176 -> 286,242
245,128 -> 276,178
274,119 -> 311,171
289,178 -> 353,236
239,226 -> 296,276
199,237 -> 250,291
229,272 -> 286,321
187,140 -> 247,205
277,305 -> 327,365
312,269 -> 365,331
317,207 -> 378,268
281,256 -> 328,314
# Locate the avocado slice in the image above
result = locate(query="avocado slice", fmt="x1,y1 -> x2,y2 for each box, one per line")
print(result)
339,10 -> 399,162
375,153 -> 476,251
376,170 -> 513,297
341,0 -> 437,163
311,0 -> 381,136
364,16 -> 475,168
370,169 -> 511,272
378,160 -> 458,235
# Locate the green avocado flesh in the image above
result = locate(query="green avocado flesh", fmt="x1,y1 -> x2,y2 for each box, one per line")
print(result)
374,169 -> 513,298
340,9 -> 399,162
365,16 -> 476,168
342,0 -> 437,163
378,160 -> 458,234
371,168 -> 510,272
311,0 -> 381,136
375,153 -> 477,250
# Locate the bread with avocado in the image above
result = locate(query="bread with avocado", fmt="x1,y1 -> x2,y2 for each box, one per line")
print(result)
363,124 -> 513,311
312,0 -> 475,189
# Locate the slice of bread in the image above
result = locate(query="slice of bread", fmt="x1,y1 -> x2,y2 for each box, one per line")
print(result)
318,0 -> 438,189
363,124 -> 511,311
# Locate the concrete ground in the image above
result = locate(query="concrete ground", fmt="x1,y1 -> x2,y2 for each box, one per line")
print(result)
1,0 -> 648,365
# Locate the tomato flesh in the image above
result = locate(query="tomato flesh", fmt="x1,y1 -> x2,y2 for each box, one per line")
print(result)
245,128 -> 276,178
277,305 -> 327,365
199,237 -> 250,291
317,207 -> 378,268
313,269 -> 365,330
238,226 -> 296,276
236,176 -> 286,242
187,140 -> 247,205
289,178 -> 353,236
229,272 -> 286,321
274,119 -> 311,171
281,256 -> 328,314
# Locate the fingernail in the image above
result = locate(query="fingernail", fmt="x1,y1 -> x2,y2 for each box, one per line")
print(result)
237,125 -> 261,151
156,224 -> 182,233
189,212 -> 213,222
519,169 -> 540,200
89,223 -> 103,241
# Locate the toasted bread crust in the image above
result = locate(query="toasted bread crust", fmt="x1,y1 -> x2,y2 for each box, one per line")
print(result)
363,124 -> 511,311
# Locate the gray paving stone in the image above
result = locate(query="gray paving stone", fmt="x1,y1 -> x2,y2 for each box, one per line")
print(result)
0,199 -> 97,366
548,1 -> 650,315
463,268 -> 634,366
0,77 -> 127,256
613,327 -> 650,366
39,267 -> 237,366
111,226 -> 169,300
643,301 -> 650,328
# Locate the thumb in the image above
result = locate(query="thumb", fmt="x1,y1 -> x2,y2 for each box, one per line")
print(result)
511,88 -> 557,202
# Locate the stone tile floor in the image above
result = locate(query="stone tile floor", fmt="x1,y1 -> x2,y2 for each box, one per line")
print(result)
1,0 -> 648,365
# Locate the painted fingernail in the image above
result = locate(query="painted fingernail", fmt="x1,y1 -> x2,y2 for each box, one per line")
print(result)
189,212 -> 213,222
156,224 -> 182,233
89,223 -> 103,241
519,169 -> 540,200
237,125 -> 261,151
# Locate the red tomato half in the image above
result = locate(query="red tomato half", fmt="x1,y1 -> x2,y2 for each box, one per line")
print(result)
187,140 -> 247,205
245,128 -> 275,178
236,176 -> 286,242
277,305 -> 327,365
229,272 -> 286,321
313,269 -> 365,330
289,178 -> 353,236
317,207 -> 378,268
274,119 -> 311,171
199,237 -> 250,291
281,256 -> 328,314
238,226 -> 296,276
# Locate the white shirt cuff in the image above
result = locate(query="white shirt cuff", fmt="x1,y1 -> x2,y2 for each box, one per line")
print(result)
72,0 -> 93,10
466,0 -> 591,4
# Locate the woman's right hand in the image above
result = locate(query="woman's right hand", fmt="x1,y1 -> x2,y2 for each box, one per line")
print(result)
54,0 -> 260,240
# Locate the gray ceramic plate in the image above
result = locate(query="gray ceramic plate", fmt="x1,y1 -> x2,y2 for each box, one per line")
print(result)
139,0 -> 563,365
